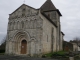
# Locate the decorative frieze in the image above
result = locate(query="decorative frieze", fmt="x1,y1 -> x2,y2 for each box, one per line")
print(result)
8,15 -> 43,31
7,4 -> 44,56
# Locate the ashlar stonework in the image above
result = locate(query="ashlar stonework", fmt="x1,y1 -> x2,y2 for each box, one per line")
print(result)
6,0 -> 64,57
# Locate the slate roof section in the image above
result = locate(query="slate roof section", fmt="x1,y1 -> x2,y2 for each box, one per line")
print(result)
9,0 -> 62,27
61,32 -> 65,35
40,0 -> 62,16
40,0 -> 56,11
41,12 -> 57,27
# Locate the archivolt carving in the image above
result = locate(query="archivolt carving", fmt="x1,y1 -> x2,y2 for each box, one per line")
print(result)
31,37 -> 38,42
8,15 -> 43,31
13,31 -> 30,42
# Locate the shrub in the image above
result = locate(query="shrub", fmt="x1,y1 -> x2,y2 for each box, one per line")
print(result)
42,51 -> 68,58
55,51 -> 66,56
42,53 -> 53,58
0,50 -> 5,53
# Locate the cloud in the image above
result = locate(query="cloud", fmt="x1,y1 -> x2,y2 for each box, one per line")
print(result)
53,0 -> 80,41
0,0 -> 80,43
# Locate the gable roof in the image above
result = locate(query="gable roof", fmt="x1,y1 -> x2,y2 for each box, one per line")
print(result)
10,4 -> 38,15
9,1 -> 60,27
40,0 -> 62,16
41,12 -> 57,27
40,0 -> 56,11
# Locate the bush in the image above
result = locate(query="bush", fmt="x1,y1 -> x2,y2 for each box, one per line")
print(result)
0,50 -> 5,53
42,51 -> 68,58
55,51 -> 66,56
42,55 -> 46,58
42,53 -> 53,58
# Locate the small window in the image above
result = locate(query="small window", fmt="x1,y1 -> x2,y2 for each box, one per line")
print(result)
21,21 -> 24,28
22,8 -> 26,12
22,13 -> 25,17
22,8 -> 26,17
39,49 -> 41,52
48,14 -> 50,18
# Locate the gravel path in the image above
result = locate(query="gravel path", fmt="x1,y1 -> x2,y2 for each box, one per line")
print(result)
0,55 -> 58,60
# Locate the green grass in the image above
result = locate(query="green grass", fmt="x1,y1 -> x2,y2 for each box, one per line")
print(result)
42,51 -> 68,58
54,51 -> 66,55
43,53 -> 53,57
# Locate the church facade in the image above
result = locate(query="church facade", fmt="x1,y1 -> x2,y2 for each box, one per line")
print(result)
6,0 -> 64,56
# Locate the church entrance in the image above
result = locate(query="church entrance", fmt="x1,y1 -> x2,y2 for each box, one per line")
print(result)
21,40 -> 27,54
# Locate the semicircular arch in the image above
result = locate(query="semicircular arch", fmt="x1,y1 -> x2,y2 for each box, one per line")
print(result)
13,31 -> 30,42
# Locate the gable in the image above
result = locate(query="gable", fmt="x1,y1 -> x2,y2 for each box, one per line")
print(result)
9,4 -> 38,19
41,12 -> 57,27
40,0 -> 56,11
40,0 -> 62,16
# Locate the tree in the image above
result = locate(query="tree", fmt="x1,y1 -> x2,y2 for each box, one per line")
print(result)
0,36 -> 6,51
70,37 -> 80,51
1,35 -> 6,45
70,37 -> 80,43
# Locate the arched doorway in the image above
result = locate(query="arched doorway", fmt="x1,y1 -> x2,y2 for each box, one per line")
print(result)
21,40 -> 27,54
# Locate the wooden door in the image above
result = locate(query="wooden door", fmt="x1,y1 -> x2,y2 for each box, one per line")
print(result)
21,40 -> 27,54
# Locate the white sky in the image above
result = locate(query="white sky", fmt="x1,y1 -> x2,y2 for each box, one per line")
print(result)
0,0 -> 80,44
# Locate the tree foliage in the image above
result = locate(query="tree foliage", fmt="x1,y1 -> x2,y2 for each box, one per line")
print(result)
70,37 -> 80,42
1,35 -> 6,45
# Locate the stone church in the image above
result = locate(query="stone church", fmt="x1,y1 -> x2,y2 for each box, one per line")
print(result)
6,0 -> 64,56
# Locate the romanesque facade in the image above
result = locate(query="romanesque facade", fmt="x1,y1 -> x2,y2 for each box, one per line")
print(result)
6,0 -> 64,56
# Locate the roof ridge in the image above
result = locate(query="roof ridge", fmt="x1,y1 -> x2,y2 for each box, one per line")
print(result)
10,4 -> 38,15
40,0 -> 57,11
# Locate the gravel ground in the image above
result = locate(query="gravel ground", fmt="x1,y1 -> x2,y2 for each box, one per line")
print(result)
0,55 -> 58,60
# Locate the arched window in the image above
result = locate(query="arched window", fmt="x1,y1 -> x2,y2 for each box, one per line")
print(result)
25,20 -> 28,28
34,20 -> 36,29
17,21 -> 19,29
16,22 -> 18,29
11,22 -> 14,30
21,21 -> 24,28
13,22 -> 15,29
22,8 -> 26,17
22,8 -> 26,12
9,22 -> 11,30
10,22 -> 12,30
48,13 -> 50,18
31,20 -> 34,29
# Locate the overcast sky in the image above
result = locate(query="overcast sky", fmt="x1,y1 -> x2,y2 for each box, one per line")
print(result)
0,0 -> 80,44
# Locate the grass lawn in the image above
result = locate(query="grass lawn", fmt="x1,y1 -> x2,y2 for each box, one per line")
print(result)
42,51 -> 68,58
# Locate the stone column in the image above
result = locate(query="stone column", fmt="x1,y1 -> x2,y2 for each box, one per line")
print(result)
27,41 -> 31,56
18,42 -> 21,55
